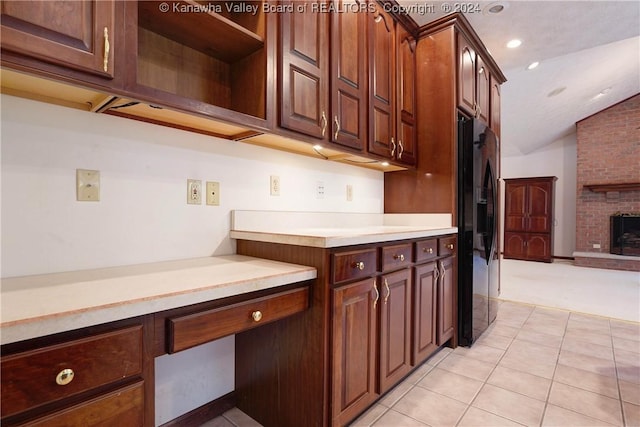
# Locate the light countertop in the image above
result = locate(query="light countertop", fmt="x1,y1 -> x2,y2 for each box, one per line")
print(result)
0,255 -> 317,345
230,211 -> 458,247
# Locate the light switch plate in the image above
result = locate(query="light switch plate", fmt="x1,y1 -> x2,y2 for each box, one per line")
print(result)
206,181 -> 220,206
187,179 -> 202,205
76,169 -> 100,202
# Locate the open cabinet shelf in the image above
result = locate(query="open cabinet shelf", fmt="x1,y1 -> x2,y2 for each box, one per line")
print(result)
136,0 -> 267,120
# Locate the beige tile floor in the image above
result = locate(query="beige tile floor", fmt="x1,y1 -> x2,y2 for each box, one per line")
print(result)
203,299 -> 640,427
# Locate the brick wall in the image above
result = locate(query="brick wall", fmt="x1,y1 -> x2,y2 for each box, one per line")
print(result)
575,94 -> 640,271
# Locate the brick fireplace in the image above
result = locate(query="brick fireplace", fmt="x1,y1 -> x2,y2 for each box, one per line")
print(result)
574,94 -> 640,271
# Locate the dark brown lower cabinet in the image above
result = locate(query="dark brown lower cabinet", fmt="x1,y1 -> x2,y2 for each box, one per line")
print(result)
378,269 -> 412,393
0,317 -> 153,427
412,246 -> 456,367
331,278 -> 377,426
236,235 -> 457,427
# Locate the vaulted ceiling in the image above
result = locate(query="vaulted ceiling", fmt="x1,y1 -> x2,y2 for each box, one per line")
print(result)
409,1 -> 640,156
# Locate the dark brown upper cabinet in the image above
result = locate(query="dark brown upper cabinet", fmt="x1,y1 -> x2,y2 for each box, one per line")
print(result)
279,0 -> 330,139
458,31 -> 492,124
457,32 -> 476,117
476,55 -> 490,124
0,0 -> 117,80
395,25 -> 417,166
133,0 -> 272,128
490,74 -> 502,137
368,4 -> 416,167
368,4 -> 396,160
330,0 -> 368,151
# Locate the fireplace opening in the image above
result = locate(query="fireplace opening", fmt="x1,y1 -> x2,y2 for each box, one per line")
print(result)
610,213 -> 640,256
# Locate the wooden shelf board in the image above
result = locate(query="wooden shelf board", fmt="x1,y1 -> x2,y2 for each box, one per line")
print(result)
584,183 -> 640,192
138,0 -> 264,63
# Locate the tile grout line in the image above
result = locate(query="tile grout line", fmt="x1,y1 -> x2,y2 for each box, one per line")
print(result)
453,304 -> 536,427
538,307 -> 571,427
611,317 -> 627,427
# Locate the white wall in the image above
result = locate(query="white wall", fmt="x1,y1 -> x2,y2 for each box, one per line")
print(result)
0,94 -> 384,424
501,133 -> 577,257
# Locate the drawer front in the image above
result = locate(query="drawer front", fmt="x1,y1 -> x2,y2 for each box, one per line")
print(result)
25,381 -> 144,427
380,243 -> 412,272
169,286 -> 310,353
331,249 -> 377,284
439,236 -> 457,257
1,326 -> 143,417
415,239 -> 438,263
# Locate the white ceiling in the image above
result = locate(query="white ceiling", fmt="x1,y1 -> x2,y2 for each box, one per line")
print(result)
408,1 -> 640,156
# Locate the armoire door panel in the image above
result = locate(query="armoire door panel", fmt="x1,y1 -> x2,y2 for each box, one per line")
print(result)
528,183 -> 553,232
504,184 -> 527,231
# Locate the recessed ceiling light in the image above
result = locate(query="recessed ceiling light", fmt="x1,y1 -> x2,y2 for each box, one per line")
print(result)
547,87 -> 566,97
483,1 -> 509,15
527,62 -> 539,70
506,39 -> 522,49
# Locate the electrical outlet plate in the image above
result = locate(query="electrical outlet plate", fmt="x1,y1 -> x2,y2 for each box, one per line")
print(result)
76,169 -> 100,202
346,184 -> 353,201
316,181 -> 325,199
206,181 -> 220,206
270,175 -> 280,196
187,179 -> 202,205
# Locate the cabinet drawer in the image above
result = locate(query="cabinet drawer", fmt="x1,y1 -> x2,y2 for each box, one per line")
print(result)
439,236 -> 457,257
169,286 -> 310,353
380,243 -> 412,272
1,326 -> 143,417
24,381 -> 144,427
414,239 -> 438,263
331,249 -> 377,284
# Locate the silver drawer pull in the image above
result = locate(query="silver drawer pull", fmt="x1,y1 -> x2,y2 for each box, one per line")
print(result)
251,311 -> 263,322
393,254 -> 405,261
424,247 -> 434,254
352,261 -> 365,270
56,368 -> 74,386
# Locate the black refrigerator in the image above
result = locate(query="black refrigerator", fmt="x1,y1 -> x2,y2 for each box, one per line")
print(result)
457,114 -> 500,347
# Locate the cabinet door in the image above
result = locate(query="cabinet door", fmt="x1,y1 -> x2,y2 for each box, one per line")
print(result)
379,269 -> 412,393
368,4 -> 396,159
1,0 -> 115,78
330,0 -> 367,150
436,257 -> 455,346
490,74 -> 501,136
526,233 -> 552,261
412,262 -> 438,365
331,278 -> 377,425
457,33 -> 476,116
395,27 -> 417,166
280,0 -> 329,138
476,55 -> 490,124
504,232 -> 526,259
504,182 -> 528,231
527,181 -> 553,233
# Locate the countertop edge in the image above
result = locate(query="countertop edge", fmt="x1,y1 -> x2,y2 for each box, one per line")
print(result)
1,259 -> 316,345
230,227 -> 459,248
